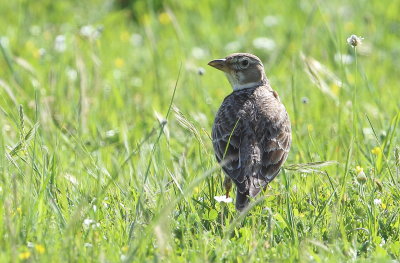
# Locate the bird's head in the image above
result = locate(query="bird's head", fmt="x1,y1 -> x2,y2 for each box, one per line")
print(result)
208,53 -> 268,91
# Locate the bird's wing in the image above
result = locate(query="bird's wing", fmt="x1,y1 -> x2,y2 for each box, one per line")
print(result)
212,95 -> 247,190
250,101 -> 291,196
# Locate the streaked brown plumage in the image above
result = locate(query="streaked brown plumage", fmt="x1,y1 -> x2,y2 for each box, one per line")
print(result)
208,53 -> 291,211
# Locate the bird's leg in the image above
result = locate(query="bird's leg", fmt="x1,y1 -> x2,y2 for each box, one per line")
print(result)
223,176 -> 232,198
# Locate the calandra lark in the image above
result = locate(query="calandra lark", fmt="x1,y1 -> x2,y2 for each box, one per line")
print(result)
208,53 -> 291,211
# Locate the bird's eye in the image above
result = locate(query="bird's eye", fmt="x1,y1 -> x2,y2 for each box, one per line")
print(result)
241,59 -> 249,68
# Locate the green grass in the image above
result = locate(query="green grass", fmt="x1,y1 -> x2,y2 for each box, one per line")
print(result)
1,0 -> 400,262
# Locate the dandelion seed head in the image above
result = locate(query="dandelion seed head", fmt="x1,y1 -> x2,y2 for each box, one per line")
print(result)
301,97 -> 309,104
197,67 -> 205,76
347,34 -> 363,47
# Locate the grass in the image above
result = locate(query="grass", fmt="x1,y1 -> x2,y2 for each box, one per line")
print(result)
1,0 -> 400,262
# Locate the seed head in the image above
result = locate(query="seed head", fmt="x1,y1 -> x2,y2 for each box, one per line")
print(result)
347,35 -> 363,47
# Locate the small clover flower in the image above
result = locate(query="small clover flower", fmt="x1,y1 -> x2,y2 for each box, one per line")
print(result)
347,35 -> 363,47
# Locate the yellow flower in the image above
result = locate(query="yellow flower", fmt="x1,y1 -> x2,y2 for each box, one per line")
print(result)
344,22 -> 355,32
35,244 -> 45,254
25,40 -> 40,58
141,14 -> 151,25
19,251 -> 31,260
235,25 -> 246,35
355,166 -> 363,174
25,40 -> 35,50
120,31 -> 130,42
381,203 -> 387,209
121,246 -> 129,253
114,58 -> 125,68
158,12 -> 171,25
371,146 -> 381,155
17,207 -> 22,216
330,83 -> 340,96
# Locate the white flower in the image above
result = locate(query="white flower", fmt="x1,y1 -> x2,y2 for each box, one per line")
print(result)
191,47 -> 207,59
30,25 -> 41,36
80,25 -> 102,40
373,199 -> 382,206
54,35 -> 66,52
214,195 -> 233,203
380,238 -> 386,247
130,34 -> 143,46
130,77 -> 143,87
38,48 -> 46,57
84,243 -> 93,248
66,68 -> 78,82
27,242 -> 34,248
252,37 -> 276,51
225,41 -> 241,53
263,16 -> 279,27
347,35 -> 363,47
105,130 -> 117,138
80,25 -> 95,38
82,218 -> 100,230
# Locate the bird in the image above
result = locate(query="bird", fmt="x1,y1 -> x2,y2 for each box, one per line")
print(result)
208,53 -> 291,211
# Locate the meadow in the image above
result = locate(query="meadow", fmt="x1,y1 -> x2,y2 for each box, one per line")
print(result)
1,0 -> 400,262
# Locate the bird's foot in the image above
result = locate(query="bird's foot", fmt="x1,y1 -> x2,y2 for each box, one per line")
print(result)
225,191 -> 230,198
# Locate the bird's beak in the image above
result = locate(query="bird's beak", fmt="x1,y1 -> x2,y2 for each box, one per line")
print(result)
208,59 -> 227,72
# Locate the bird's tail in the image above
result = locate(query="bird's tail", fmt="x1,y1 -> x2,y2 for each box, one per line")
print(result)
235,188 -> 249,211
235,177 -> 268,211
249,176 -> 267,197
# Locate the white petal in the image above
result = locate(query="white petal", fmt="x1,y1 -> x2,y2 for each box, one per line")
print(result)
214,195 -> 233,203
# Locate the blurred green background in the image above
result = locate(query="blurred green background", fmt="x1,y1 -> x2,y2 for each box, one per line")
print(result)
0,0 -> 399,262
